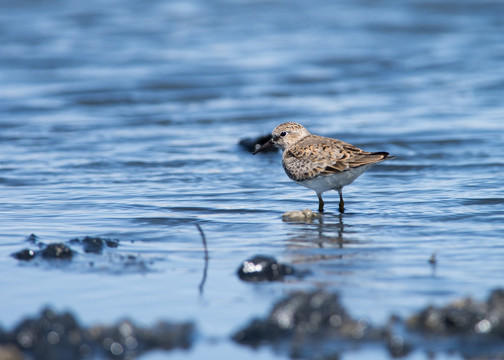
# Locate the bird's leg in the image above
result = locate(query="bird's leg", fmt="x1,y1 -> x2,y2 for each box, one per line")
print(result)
317,193 -> 324,213
337,188 -> 344,213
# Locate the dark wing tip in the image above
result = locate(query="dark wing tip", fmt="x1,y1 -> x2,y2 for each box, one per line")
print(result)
372,151 -> 395,160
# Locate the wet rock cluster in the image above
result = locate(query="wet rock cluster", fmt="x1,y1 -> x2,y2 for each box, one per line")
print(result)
237,255 -> 297,282
12,234 -> 117,261
407,288 -> 504,337
233,288 -> 504,358
69,236 -> 119,254
13,242 -> 75,261
233,290 -> 386,358
0,308 -> 194,360
10,234 -> 152,273
234,290 -> 371,343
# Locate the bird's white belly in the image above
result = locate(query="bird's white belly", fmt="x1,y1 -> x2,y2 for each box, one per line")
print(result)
296,165 -> 371,194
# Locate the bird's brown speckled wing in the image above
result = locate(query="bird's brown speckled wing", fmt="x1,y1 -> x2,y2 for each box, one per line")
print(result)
282,135 -> 390,181
282,135 -> 346,181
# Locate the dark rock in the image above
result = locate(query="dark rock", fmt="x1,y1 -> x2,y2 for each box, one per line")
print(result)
233,290 -> 378,346
9,235 -> 153,274
41,243 -> 73,260
88,320 -> 194,356
385,333 -> 413,358
11,249 -> 36,261
2,307 -> 195,360
10,308 -> 85,360
407,288 -> 504,337
26,234 -> 39,244
69,236 -> 119,254
233,289 -> 504,359
239,134 -> 277,153
104,238 -> 119,248
237,255 -> 296,282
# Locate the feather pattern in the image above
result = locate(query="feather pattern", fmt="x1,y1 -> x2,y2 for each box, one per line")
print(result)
282,134 -> 390,181
252,122 -> 393,212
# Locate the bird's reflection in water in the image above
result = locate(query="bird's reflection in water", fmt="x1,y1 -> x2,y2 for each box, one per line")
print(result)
283,213 -> 364,266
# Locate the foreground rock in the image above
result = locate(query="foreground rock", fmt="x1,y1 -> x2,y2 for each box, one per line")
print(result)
407,288 -> 504,337
233,289 -> 504,358
233,290 -> 390,358
0,308 -> 194,360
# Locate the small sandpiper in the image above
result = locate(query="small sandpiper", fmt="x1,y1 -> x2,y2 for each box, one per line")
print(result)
253,122 -> 394,213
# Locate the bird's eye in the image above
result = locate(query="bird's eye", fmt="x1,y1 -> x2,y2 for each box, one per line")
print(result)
280,131 -> 287,137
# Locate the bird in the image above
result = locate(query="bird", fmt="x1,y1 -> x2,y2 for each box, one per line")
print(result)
252,122 -> 394,213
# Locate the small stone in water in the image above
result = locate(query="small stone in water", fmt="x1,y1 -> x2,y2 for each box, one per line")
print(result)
282,209 -> 320,223
237,255 -> 295,282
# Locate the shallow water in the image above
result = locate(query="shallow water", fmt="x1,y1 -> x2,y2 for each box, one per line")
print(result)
1,0 -> 504,358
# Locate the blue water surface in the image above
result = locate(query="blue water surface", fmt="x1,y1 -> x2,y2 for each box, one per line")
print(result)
1,0 -> 503,359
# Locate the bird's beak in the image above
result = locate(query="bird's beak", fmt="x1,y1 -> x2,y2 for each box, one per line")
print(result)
252,138 -> 275,155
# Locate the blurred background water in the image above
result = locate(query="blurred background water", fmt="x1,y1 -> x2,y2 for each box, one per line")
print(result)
1,0 -> 503,358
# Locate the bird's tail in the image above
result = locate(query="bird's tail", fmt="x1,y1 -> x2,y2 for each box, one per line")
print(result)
372,151 -> 395,160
